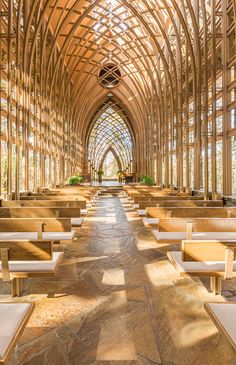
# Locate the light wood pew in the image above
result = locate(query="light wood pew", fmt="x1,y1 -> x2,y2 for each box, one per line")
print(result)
204,302 -> 236,352
0,302 -> 34,364
146,207 -> 236,218
19,194 -> 92,208
25,192 -> 94,199
0,218 -> 76,241
0,240 -> 63,296
56,190 -> 97,197
132,196 -> 205,204
168,239 -> 236,294
19,195 -> 89,201
136,200 -> 224,215
143,207 -> 236,226
1,200 -> 86,209
0,207 -> 83,227
128,193 -> 192,200
0,218 -> 71,232
152,218 -> 236,244
23,192 -> 58,196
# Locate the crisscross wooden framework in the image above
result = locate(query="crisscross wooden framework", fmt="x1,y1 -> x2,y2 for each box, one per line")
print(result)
87,99 -> 133,175
0,0 -> 235,197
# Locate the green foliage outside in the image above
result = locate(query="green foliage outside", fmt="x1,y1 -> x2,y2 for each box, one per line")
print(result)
97,169 -> 104,176
139,175 -> 154,186
68,174 -> 83,185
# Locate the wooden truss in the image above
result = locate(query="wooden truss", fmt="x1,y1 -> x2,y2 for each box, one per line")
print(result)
0,0 -> 235,197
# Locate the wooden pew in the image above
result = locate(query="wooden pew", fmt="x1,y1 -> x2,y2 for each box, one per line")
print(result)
152,218 -> 236,244
136,200 -> 224,215
143,207 -> 236,225
168,239 -> 236,294
19,195 -> 89,201
0,240 -> 63,296
1,200 -> 86,209
0,218 -> 75,241
146,207 -> 236,219
0,207 -> 83,227
18,194 -> 92,209
56,189 -> 98,197
0,302 -> 34,364
132,196 -> 204,204
204,302 -> 236,352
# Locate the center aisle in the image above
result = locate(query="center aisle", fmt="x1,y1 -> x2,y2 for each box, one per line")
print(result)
70,190 -> 162,364
5,189 -> 235,365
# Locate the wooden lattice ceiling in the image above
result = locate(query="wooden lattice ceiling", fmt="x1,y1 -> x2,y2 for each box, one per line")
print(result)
41,0 -> 206,135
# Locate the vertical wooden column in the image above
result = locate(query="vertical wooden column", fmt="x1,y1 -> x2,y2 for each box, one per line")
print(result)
185,50 -> 190,192
0,0 -> 3,196
222,0 -> 231,195
6,0 -> 12,199
193,0 -> 202,191
23,0 -> 31,191
14,3 -> 22,200
211,0 -> 217,198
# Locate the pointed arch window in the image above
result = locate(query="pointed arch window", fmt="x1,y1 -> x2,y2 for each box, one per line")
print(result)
88,100 -> 133,172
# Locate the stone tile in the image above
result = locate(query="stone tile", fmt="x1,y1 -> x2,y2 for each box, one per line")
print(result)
68,292 -> 160,365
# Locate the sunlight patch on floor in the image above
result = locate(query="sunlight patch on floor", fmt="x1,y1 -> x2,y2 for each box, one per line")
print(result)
176,320 -> 218,348
102,268 -> 125,285
135,239 -> 158,251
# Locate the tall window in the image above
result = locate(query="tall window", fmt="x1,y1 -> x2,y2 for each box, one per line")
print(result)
88,100 -> 133,175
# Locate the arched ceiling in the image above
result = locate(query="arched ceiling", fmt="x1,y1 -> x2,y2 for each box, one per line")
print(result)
21,0 -> 227,176
38,0 -> 213,138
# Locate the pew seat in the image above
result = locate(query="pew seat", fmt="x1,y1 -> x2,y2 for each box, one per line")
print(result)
167,251 -> 236,277
0,303 -> 34,365
204,302 -> 236,352
0,231 -> 76,241
153,231 -> 236,243
71,217 -> 84,227
137,209 -> 146,216
81,209 -> 88,216
0,251 -> 63,274
143,217 -> 159,227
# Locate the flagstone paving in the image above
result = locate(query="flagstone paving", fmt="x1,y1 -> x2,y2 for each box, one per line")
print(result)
1,190 -> 236,364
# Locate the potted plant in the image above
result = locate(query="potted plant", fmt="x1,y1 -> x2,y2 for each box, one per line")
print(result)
97,169 -> 104,183
67,174 -> 83,185
139,175 -> 154,186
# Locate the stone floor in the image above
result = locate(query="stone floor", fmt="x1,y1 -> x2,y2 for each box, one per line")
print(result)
1,191 -> 236,364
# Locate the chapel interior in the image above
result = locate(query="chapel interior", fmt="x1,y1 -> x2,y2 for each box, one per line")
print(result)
0,1 -> 236,364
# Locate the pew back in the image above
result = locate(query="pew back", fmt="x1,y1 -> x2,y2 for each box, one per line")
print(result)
19,195 -> 88,201
0,207 -> 81,218
147,207 -> 236,218
158,218 -> 236,232
0,240 -> 53,261
1,200 -> 86,208
138,200 -> 223,208
133,196 -> 205,203
181,240 -> 236,261
0,218 -> 71,232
